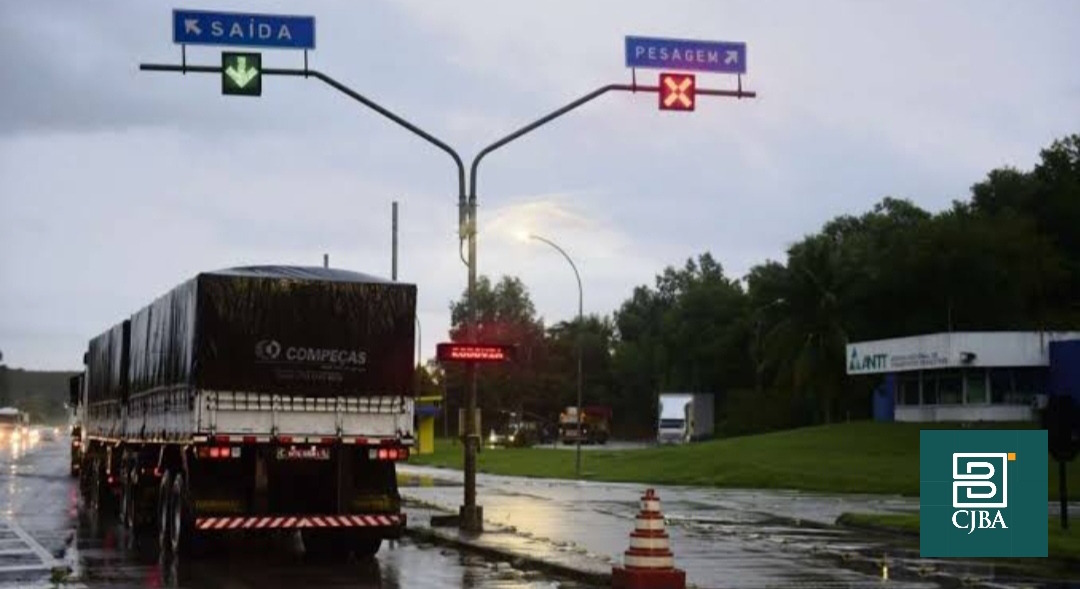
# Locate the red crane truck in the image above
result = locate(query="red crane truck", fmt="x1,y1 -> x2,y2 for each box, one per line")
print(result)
74,266 -> 416,558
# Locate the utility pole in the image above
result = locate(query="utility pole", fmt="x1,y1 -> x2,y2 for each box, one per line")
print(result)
323,253 -> 329,268
392,201 -> 399,281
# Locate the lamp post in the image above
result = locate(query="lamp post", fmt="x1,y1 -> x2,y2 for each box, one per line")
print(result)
526,233 -> 584,477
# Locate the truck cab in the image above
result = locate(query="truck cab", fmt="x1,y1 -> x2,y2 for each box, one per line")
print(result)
657,393 -> 714,444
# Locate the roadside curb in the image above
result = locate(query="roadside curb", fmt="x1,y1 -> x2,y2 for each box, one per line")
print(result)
403,526 -> 613,586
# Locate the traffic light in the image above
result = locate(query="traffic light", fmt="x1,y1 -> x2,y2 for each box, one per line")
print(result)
436,343 -> 516,363
659,72 -> 695,111
222,52 -> 262,96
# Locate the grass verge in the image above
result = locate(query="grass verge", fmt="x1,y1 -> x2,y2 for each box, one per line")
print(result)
835,511 -> 1080,579
407,421 -> 1080,499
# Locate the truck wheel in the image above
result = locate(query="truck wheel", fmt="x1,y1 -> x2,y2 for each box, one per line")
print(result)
119,467 -> 133,529
169,473 -> 192,556
353,538 -> 382,559
303,530 -> 350,560
156,471 -> 173,556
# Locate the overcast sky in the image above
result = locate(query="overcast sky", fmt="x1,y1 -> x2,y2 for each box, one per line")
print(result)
1,0 -> 1077,371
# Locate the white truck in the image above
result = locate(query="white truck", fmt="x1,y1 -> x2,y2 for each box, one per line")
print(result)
74,266 -> 416,559
656,393 -> 714,444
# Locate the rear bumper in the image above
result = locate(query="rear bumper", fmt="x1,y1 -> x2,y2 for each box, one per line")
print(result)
195,512 -> 406,534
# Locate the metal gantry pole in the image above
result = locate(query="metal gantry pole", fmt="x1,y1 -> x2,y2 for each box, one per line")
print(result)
528,234 -> 584,477
137,60 -> 481,530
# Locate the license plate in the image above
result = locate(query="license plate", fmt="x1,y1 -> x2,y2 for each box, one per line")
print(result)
274,445 -> 331,461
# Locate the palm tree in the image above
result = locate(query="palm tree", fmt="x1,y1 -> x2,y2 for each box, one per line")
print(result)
762,236 -> 849,424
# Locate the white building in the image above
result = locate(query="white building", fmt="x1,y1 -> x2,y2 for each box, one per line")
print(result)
846,331 -> 1080,423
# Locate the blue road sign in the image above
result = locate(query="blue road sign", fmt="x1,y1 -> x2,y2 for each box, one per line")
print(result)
173,9 -> 315,50
625,36 -> 746,74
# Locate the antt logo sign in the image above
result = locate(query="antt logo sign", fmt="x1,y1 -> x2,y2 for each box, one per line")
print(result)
951,452 -> 1010,533
920,431 -> 1047,557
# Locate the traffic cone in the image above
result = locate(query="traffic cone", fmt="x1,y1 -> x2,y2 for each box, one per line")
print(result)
612,488 -> 686,589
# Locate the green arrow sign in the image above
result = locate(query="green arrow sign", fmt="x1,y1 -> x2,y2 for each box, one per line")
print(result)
222,52 -> 262,96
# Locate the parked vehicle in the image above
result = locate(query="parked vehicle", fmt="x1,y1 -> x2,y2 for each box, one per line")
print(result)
75,265 -> 416,559
656,393 -> 715,444
558,406 -> 611,445
487,411 -> 549,448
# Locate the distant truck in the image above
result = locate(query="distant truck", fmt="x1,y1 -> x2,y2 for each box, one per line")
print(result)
656,393 -> 714,444
74,266 -> 416,560
0,407 -> 30,444
558,406 -> 611,445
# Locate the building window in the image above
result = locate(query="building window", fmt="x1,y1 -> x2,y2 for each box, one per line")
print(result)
1011,368 -> 1044,405
923,373 -> 939,405
965,369 -> 988,404
990,368 -> 1012,404
899,373 -> 920,405
937,370 -> 962,405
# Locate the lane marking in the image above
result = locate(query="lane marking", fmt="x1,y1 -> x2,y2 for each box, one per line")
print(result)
0,517 -> 64,573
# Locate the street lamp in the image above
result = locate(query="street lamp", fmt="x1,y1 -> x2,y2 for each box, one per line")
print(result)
525,233 -> 584,477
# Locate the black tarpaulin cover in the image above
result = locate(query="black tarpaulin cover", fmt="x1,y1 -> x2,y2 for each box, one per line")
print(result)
121,266 -> 416,398
86,321 -> 128,404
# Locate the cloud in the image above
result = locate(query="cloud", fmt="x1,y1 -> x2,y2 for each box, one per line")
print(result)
1,0 -> 1078,370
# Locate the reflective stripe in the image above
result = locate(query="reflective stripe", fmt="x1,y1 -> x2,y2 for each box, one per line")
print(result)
629,536 -> 671,550
255,517 -> 271,528
312,517 -> 326,527
641,499 -> 661,512
228,518 -> 243,529
214,519 -> 230,529
635,517 -> 665,531
624,553 -> 674,569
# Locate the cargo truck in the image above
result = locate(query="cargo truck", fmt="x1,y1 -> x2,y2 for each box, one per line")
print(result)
656,393 -> 714,444
74,266 -> 416,559
557,406 -> 611,445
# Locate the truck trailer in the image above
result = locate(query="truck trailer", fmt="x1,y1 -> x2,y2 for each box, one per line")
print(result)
74,266 -> 416,559
656,393 -> 714,444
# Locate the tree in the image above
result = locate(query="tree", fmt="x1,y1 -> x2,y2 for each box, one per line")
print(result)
445,275 -> 547,416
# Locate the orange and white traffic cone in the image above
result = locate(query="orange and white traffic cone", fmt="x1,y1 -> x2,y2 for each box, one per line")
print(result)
612,488 -> 686,589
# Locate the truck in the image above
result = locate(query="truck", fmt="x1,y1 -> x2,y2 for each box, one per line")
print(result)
68,374 -> 84,476
74,265 -> 416,560
656,393 -> 714,444
0,407 -> 30,445
557,406 -> 611,445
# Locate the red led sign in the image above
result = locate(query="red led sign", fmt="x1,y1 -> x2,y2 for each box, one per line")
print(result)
659,72 -> 695,111
436,342 -> 516,363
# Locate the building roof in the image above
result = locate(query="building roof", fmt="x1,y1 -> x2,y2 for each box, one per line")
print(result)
846,331 -> 1080,375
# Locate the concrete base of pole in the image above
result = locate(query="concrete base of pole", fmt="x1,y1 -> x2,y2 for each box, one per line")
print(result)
458,505 -> 484,532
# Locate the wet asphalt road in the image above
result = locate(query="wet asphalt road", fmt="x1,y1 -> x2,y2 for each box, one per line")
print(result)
0,435 -> 593,589
399,464 -> 1080,589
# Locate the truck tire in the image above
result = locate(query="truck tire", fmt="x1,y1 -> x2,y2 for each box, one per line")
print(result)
353,538 -> 382,559
157,471 -> 173,556
169,472 -> 193,556
303,530 -> 350,560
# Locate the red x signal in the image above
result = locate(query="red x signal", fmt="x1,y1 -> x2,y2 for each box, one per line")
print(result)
659,73 -> 695,111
